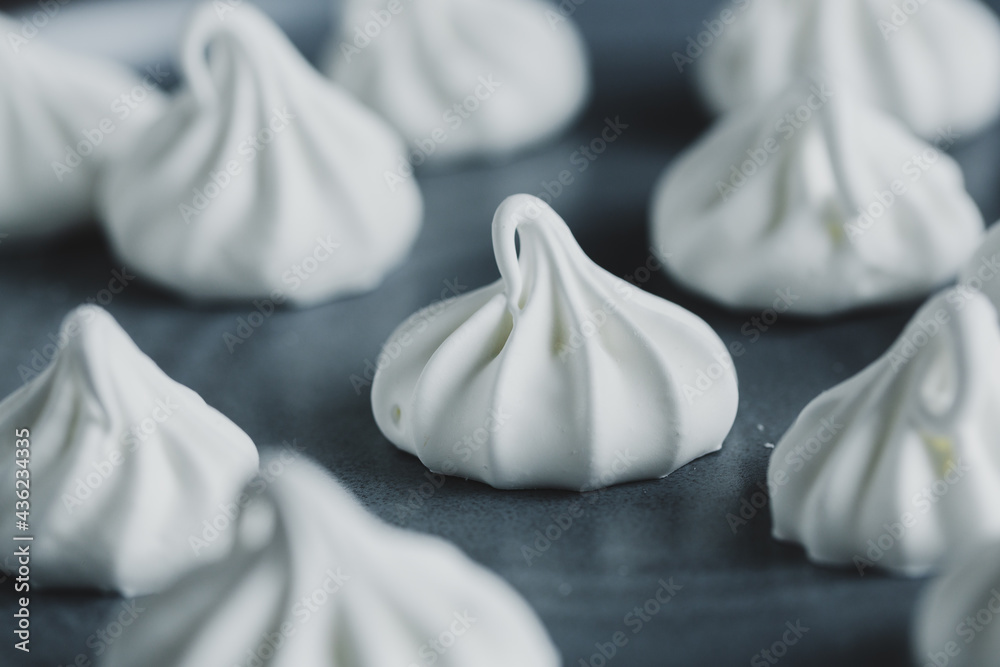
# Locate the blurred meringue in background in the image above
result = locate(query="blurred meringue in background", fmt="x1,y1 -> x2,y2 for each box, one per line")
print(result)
372,194 -> 739,491
0,306 -> 259,596
324,0 -> 591,162
960,221 -> 1000,311
767,289 -> 1000,576
100,454 -> 561,667
650,79 -> 985,316
696,0 -> 1000,138
913,539 -> 1000,667
0,13 -> 166,237
98,2 -> 423,307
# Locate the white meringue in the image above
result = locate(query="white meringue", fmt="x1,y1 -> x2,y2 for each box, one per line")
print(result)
99,3 -> 422,306
371,194 -> 739,491
0,14 -> 166,236
650,82 -> 984,316
913,540 -> 1000,667
768,289 -> 1000,577
0,306 -> 259,595
99,454 -> 560,667
960,223 -> 1000,312
695,0 -> 1000,138
324,0 -> 590,161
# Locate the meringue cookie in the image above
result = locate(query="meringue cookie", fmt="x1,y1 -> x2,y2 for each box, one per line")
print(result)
768,289 -> 1000,576
695,0 -> 1000,138
913,540 -> 1000,667
99,3 -> 422,306
324,0 -> 590,161
0,306 -> 259,595
959,223 -> 1000,311
371,194 -> 738,491
99,454 -> 560,667
650,82 -> 984,316
0,14 -> 166,236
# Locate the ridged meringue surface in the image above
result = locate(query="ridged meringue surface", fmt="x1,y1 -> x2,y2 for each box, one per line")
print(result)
768,289 -> 1000,576
650,82 -> 984,316
100,454 -> 560,667
0,306 -> 259,595
0,14 -> 166,236
99,3 -> 422,306
372,194 -> 739,491
960,222 -> 1000,311
696,0 -> 1000,138
324,0 -> 590,161
913,540 -> 1000,667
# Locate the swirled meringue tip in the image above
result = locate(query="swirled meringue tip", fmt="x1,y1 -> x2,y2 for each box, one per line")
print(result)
371,194 -> 739,491
98,2 -> 423,307
768,289 -> 1000,577
99,453 -> 561,667
324,0 -> 591,162
695,0 -> 1000,138
0,13 -> 167,236
0,305 -> 259,596
960,222 -> 1000,313
650,79 -> 984,316
913,540 -> 1000,667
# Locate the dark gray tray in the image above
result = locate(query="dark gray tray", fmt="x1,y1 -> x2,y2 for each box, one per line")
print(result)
3,1 -> 1000,664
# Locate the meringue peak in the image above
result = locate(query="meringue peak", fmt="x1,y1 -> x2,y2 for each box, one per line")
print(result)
99,2 -> 422,306
100,454 -> 561,667
0,306 -> 259,595
651,82 -> 984,315
768,289 -> 1000,576
373,195 -> 738,490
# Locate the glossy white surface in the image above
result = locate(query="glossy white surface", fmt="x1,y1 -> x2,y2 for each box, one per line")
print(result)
372,194 -> 739,490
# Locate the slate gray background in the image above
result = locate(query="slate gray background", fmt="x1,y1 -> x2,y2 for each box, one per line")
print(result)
3,0 -> 1000,665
